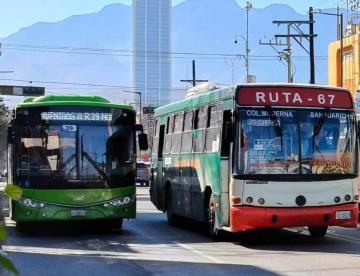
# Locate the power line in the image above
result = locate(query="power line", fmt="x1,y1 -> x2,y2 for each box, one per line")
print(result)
1,43 -> 328,60
0,77 -> 187,91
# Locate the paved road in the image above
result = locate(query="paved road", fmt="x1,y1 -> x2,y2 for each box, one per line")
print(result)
2,187 -> 360,276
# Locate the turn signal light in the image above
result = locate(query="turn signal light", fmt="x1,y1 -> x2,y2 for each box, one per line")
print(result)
232,196 -> 241,205
354,195 -> 359,201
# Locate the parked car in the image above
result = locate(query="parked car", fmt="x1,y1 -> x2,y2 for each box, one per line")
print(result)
136,162 -> 150,186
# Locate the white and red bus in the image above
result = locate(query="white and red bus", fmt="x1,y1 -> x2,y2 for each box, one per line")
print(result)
150,83 -> 359,239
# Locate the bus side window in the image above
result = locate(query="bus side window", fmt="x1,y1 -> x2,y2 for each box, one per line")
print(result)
193,107 -> 207,153
181,111 -> 194,153
171,113 -> 183,154
205,104 -> 222,153
164,116 -> 174,154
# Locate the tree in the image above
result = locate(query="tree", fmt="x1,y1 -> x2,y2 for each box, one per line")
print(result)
0,97 -> 10,172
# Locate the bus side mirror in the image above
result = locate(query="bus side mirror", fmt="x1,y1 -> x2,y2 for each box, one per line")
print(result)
221,122 -> 233,157
7,125 -> 15,144
138,133 -> 148,151
135,124 -> 144,132
224,122 -> 233,142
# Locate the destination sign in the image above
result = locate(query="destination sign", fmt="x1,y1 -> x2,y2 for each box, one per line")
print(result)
41,112 -> 113,121
237,86 -> 353,109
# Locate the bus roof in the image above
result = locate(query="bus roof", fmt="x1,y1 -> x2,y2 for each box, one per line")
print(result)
15,95 -> 134,110
155,85 -> 235,116
155,83 -> 353,116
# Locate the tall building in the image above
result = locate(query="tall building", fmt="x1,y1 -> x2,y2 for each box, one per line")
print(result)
132,0 -> 171,109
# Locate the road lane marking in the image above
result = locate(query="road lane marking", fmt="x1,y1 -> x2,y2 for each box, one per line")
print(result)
290,227 -> 360,245
175,242 -> 224,264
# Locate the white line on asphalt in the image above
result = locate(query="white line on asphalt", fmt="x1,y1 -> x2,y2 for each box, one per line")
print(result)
175,242 -> 224,264
327,232 -> 360,245
290,227 -> 360,245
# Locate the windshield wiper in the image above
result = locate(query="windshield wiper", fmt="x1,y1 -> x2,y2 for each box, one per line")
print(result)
265,106 -> 283,138
312,109 -> 330,160
82,151 -> 110,182
313,109 -> 330,137
58,154 -> 76,170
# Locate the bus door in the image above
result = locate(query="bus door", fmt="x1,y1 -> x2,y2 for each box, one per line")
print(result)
150,120 -> 166,209
191,107 -> 208,221
170,113 -> 184,216
179,111 -> 194,218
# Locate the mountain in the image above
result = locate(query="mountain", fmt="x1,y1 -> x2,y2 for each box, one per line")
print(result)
0,0 -> 339,104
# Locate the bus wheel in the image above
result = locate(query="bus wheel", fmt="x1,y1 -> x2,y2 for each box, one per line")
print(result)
308,226 -> 328,237
208,199 -> 222,241
104,219 -> 123,230
16,221 -> 32,233
166,188 -> 179,226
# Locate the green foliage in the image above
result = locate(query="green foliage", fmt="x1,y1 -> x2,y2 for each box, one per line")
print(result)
1,182 -> 21,275
0,251 -> 18,275
5,185 -> 22,201
0,96 -> 10,140
0,222 -> 6,241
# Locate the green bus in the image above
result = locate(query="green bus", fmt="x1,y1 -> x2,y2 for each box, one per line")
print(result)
7,95 -> 147,229
150,83 -> 359,239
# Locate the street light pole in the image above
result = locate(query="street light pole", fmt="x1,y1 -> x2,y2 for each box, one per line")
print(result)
123,90 -> 142,123
311,8 -> 344,87
245,1 -> 252,82
340,12 -> 344,87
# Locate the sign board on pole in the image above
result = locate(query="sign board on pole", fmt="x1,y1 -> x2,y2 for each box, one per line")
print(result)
0,85 -> 45,96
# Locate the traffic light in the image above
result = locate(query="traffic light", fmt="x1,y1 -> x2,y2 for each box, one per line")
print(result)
22,86 -> 45,96
0,85 -> 45,96
143,106 -> 156,114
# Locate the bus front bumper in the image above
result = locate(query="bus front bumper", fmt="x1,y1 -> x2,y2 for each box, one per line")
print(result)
230,203 -> 358,232
13,202 -> 136,222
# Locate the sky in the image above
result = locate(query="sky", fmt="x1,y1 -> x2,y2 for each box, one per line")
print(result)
0,0 -> 343,38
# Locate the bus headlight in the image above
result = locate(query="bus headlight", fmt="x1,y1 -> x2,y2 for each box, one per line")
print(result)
19,198 -> 45,208
105,195 -> 134,207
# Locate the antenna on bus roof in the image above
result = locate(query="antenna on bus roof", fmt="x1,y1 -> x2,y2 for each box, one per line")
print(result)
185,82 -> 218,98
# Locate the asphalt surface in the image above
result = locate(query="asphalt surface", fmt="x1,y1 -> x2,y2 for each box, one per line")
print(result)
2,186 -> 360,276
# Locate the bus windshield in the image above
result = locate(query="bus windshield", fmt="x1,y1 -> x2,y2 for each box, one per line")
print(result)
17,123 -> 135,189
237,108 -> 356,177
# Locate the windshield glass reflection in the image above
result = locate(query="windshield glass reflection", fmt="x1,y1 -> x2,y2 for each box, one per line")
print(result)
238,109 -> 355,176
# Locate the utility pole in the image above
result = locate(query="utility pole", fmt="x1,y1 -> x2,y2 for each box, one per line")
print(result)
309,7 -> 315,84
245,1 -> 252,82
259,38 -> 289,81
260,20 -> 317,83
340,12 -> 344,87
180,60 -> 208,87
286,24 -> 292,83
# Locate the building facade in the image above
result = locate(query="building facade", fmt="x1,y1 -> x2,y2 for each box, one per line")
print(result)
132,0 -> 171,108
328,25 -> 360,95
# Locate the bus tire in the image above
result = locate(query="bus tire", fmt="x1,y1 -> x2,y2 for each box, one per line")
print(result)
166,187 -> 179,226
308,226 -> 328,237
16,221 -> 32,233
103,219 -> 123,230
208,197 -> 223,241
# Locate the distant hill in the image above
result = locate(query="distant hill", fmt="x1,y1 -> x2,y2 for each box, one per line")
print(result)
0,0 -> 339,104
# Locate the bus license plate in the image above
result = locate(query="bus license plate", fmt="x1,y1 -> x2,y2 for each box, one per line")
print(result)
70,210 -> 86,217
336,211 -> 351,220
